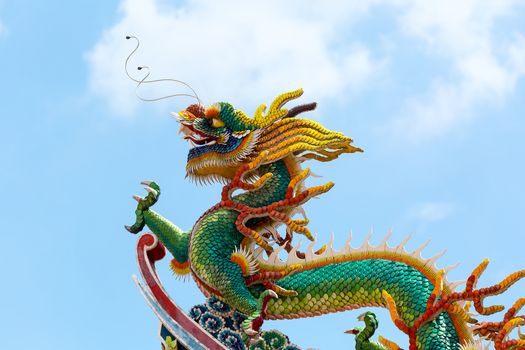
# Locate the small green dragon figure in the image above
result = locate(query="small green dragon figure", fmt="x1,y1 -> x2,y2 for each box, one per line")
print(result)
346,312 -> 393,350
126,89 -> 525,349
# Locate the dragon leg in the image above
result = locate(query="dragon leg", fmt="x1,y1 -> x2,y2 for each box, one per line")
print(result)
125,180 -> 161,234
242,290 -> 278,337
194,255 -> 279,338
126,181 -> 190,273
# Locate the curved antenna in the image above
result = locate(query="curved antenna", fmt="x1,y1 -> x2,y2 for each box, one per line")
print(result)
134,66 -> 201,102
124,35 -> 202,105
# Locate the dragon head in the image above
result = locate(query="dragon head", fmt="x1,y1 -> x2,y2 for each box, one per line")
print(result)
174,89 -> 362,183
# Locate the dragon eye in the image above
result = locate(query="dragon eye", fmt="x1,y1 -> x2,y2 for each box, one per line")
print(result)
211,118 -> 225,128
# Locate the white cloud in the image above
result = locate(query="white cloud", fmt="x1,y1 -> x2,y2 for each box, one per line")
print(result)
88,0 -> 525,140
0,19 -> 6,38
86,0 -> 384,116
387,0 -> 525,140
407,202 -> 455,223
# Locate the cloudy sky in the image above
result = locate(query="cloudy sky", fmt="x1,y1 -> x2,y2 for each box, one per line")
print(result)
1,0 -> 525,349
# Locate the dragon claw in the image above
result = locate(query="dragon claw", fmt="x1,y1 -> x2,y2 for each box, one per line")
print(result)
137,181 -> 161,208
124,225 -> 136,233
244,328 -> 258,337
141,180 -> 160,191
241,289 -> 278,338
143,185 -> 158,196
268,290 -> 278,299
125,181 -> 161,234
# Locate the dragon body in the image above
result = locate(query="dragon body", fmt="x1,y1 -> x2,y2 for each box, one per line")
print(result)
127,89 -> 525,349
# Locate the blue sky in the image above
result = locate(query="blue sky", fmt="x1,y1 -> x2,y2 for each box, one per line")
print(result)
1,1 -> 525,349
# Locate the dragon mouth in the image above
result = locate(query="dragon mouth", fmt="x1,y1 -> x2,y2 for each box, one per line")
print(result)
357,312 -> 367,321
178,121 -> 218,148
172,109 -> 261,182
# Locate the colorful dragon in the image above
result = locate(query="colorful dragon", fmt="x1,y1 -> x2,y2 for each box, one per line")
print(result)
126,89 -> 525,349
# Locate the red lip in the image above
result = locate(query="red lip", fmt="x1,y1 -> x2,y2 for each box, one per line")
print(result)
181,123 -> 216,145
183,134 -> 215,145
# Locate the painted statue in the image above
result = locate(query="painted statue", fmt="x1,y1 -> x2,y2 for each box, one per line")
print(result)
126,88 -> 525,350
123,35 -> 525,350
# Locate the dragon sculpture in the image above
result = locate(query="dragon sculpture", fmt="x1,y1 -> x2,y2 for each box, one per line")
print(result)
126,89 -> 525,349
346,311 -> 393,350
